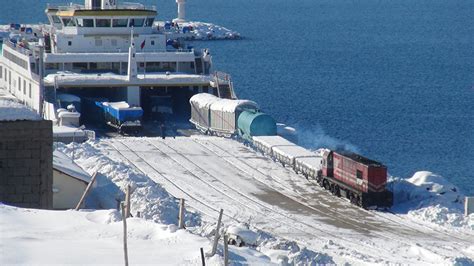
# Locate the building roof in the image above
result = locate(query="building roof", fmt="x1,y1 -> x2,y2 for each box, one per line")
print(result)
53,150 -> 91,183
0,88 -> 41,121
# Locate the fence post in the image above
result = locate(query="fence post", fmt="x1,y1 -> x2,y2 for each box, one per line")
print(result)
223,234 -> 229,266
75,172 -> 98,210
125,185 -> 131,218
121,202 -> 129,266
178,199 -> 185,229
200,247 -> 206,266
207,209 -> 223,257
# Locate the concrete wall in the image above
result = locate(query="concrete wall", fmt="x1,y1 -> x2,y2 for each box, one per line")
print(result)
53,169 -> 87,210
0,120 -> 53,209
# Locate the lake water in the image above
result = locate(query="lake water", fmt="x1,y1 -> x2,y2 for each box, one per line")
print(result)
1,0 -> 473,193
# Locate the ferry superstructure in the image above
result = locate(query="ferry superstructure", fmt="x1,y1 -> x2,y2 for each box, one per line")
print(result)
0,0 -> 234,126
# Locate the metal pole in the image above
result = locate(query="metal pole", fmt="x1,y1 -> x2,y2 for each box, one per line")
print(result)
72,130 -> 76,161
178,198 -> 185,229
223,234 -> 229,266
121,202 -> 129,266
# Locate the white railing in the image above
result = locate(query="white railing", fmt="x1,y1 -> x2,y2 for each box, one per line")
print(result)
4,40 -> 32,56
47,3 -> 157,11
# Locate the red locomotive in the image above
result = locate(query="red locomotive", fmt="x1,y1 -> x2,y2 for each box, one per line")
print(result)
319,150 -> 393,208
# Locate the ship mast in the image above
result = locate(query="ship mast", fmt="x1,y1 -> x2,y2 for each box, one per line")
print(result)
127,27 -> 137,81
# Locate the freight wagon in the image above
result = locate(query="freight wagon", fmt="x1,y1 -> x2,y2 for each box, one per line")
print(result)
252,135 -> 295,156
95,101 -> 143,135
190,93 -> 277,138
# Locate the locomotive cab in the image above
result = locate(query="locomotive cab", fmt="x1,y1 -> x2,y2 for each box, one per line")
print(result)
321,149 -> 334,177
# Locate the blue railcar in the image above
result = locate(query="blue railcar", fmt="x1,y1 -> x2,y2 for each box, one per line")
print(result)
237,110 -> 277,141
95,101 -> 143,134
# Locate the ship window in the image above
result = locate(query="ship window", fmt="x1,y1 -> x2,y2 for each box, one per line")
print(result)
0,66 -> 2,79
111,39 -> 117,46
96,19 -> 111,27
45,63 -> 59,70
356,170 -> 363,179
68,41 -> 72,46
95,39 -> 103,46
23,80 -> 26,95
18,77 -> 21,91
113,19 -> 128,27
129,18 -> 144,27
52,16 -> 61,24
77,18 -> 94,27
145,18 -> 155,27
151,40 -> 155,45
29,83 -> 32,98
62,18 -> 76,27
72,63 -> 88,70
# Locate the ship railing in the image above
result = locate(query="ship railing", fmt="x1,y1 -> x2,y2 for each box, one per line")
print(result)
49,48 -> 194,54
47,3 -> 157,11
213,71 -> 232,83
4,40 -> 32,56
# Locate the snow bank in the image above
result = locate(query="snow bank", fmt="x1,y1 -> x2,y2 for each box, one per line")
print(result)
55,141 -> 199,226
390,171 -> 474,230
0,204 -> 214,265
187,21 -> 241,40
158,21 -> 241,40
258,238 -> 334,265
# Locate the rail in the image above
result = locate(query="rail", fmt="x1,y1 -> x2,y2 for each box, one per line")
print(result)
47,3 -> 157,11
45,48 -> 194,55
4,40 -> 33,56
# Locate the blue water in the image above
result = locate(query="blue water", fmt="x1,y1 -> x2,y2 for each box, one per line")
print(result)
2,0 -> 473,193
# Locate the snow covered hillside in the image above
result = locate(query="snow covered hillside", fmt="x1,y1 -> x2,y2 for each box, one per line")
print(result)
49,136 -> 473,265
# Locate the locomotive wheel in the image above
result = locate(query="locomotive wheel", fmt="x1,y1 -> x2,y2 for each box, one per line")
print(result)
323,180 -> 330,190
357,196 -> 363,207
333,185 -> 341,197
349,193 -> 356,204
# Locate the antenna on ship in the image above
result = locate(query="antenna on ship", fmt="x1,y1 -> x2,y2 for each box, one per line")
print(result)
127,27 -> 138,81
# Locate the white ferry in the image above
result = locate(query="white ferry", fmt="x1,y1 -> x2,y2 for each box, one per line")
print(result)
0,0 -> 235,133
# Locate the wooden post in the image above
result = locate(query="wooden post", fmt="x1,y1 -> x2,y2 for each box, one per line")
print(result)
121,202 -> 129,266
125,185 -> 131,218
75,172 -> 98,210
223,234 -> 229,266
207,209 -> 223,257
178,198 -> 185,229
200,247 -> 205,266
116,198 -> 121,210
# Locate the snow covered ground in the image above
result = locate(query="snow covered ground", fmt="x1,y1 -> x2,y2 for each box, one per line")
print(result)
43,136 -> 473,265
0,204 -> 273,265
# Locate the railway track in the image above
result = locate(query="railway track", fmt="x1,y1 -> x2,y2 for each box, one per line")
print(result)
108,138 -> 392,262
104,137 -> 472,263
145,138 -> 398,261
191,137 -> 473,256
